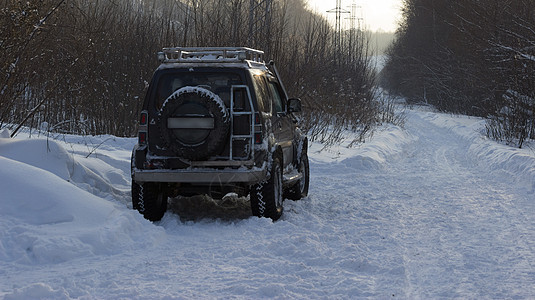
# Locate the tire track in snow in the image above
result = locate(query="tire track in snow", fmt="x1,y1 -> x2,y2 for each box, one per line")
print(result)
387,111 -> 535,298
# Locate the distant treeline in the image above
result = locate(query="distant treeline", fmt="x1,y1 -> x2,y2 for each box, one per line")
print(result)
1,0 -> 383,144
369,31 -> 395,55
382,0 -> 535,148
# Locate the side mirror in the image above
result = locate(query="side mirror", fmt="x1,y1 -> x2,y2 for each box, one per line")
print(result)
287,98 -> 302,113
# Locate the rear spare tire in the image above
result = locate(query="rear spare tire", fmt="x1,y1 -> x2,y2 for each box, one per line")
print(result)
159,86 -> 229,160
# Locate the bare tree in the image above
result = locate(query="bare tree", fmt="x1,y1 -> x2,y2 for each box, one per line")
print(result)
1,0 -> 383,148
383,0 -> 534,147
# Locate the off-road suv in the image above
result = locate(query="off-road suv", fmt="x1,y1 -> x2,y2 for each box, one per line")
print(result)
131,47 -> 309,221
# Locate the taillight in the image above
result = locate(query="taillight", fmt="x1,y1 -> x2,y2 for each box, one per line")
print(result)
138,110 -> 148,145
255,133 -> 262,144
254,112 -> 262,144
140,111 -> 148,125
138,132 -> 147,144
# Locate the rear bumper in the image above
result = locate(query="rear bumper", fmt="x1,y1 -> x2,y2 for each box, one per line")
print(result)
132,167 -> 267,184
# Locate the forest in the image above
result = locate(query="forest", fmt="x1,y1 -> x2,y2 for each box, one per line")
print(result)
3,0 -> 533,148
1,0 -> 385,145
382,0 -> 535,148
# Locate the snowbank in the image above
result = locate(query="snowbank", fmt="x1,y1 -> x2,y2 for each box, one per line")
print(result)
309,123 -> 415,170
0,135 -> 164,265
420,111 -> 535,193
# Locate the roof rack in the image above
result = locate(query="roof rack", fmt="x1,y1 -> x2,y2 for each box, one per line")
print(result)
158,47 -> 265,67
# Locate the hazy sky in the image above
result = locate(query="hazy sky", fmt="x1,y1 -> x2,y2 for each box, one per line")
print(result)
305,0 -> 403,32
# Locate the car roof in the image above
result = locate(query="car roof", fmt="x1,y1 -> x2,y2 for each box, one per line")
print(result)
156,47 -> 269,71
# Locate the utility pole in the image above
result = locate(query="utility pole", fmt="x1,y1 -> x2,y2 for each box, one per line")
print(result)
345,1 -> 363,62
346,1 -> 363,31
327,0 -> 350,64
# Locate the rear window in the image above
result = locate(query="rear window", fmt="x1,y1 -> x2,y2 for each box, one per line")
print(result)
153,72 -> 243,108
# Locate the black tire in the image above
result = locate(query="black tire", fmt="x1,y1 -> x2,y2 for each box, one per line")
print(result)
132,181 -> 168,221
286,150 -> 310,200
158,87 -> 229,160
250,154 -> 284,221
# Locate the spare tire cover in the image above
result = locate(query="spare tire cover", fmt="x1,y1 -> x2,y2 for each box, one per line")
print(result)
158,86 -> 229,160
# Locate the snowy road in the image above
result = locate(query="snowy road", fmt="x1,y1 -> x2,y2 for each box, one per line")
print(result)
291,111 -> 535,298
340,112 -> 535,298
384,113 -> 535,298
1,109 -> 534,298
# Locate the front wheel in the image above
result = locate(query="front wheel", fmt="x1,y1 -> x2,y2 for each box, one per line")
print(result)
132,181 -> 168,221
286,150 -> 310,200
250,154 -> 284,221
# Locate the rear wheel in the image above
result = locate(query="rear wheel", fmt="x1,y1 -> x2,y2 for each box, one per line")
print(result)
132,181 -> 168,221
250,154 -> 284,221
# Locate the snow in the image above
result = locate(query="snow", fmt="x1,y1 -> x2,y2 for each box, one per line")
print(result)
308,123 -> 414,168
1,107 -> 535,298
0,137 -> 165,267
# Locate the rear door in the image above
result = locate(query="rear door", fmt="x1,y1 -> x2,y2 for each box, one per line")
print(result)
266,76 -> 294,167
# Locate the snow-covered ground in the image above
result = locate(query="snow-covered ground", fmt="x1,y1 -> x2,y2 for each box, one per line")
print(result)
1,108 -> 534,299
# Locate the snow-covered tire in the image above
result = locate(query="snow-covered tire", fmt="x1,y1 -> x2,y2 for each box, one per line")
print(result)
158,87 -> 229,160
132,181 -> 168,222
286,149 -> 309,200
250,154 -> 284,221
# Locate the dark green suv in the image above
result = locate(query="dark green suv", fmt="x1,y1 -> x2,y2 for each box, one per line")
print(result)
131,47 -> 309,221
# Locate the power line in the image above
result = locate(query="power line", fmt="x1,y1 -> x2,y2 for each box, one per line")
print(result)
346,0 -> 363,31
327,0 -> 350,62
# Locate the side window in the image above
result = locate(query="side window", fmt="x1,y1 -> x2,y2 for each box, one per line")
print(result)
268,81 -> 284,113
252,74 -> 271,113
